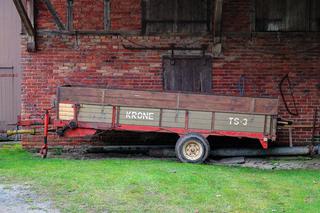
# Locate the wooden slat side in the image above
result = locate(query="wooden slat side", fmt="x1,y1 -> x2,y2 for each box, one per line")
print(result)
78,104 -> 113,123
58,87 -> 278,115
161,109 -> 185,128
188,111 -> 212,130
118,107 -> 160,126
59,112 -> 74,116
214,112 -> 265,133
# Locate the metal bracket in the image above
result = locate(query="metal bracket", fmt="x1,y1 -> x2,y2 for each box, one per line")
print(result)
0,66 -> 14,70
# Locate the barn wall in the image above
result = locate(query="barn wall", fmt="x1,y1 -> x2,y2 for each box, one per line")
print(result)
21,0 -> 320,148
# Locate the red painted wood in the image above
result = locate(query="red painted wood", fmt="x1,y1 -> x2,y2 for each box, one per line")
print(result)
64,128 -> 97,137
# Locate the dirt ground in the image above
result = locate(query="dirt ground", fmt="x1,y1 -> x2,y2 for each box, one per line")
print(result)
210,156 -> 320,170
0,184 -> 59,213
52,150 -> 320,170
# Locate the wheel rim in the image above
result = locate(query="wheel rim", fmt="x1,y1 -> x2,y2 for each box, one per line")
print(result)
182,140 -> 204,161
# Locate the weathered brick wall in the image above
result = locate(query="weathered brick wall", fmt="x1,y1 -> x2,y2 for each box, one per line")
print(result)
21,0 -> 320,148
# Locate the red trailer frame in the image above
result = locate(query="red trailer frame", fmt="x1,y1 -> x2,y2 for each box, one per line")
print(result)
36,86 -> 279,162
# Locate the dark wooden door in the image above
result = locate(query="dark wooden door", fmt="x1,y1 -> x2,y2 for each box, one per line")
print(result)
0,0 -> 21,130
163,56 -> 212,93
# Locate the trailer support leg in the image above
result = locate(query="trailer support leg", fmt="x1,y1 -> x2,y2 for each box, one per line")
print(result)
40,110 -> 49,158
259,138 -> 268,149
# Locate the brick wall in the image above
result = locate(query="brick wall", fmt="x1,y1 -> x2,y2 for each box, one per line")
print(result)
21,0 -> 320,148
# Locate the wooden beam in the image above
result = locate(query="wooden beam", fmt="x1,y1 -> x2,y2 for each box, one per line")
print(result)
141,0 -> 146,35
12,0 -> 34,37
67,0 -> 73,31
212,0 -> 223,56
103,0 -> 110,31
213,0 -> 223,42
26,0 -> 36,51
42,0 -> 66,31
12,0 -> 36,52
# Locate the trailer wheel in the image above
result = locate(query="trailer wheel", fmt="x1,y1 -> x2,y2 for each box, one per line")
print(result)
175,133 -> 210,163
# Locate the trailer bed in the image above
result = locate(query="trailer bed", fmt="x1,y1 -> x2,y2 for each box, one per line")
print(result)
55,86 -> 279,150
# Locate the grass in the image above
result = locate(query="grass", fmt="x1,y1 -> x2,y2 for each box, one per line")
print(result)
0,145 -> 319,213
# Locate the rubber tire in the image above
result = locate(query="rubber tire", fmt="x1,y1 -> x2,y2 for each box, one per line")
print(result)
175,133 -> 210,163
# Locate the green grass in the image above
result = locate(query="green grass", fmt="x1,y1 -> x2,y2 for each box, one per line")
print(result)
0,145 -> 320,213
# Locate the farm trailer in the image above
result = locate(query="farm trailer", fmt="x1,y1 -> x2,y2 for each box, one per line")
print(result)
34,86 -> 280,163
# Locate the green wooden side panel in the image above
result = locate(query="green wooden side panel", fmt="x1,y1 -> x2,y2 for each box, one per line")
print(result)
119,107 -> 160,126
78,104 -> 113,123
214,112 -> 265,133
161,109 -> 185,128
188,111 -> 212,130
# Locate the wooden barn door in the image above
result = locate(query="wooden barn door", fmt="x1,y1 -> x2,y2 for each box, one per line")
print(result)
0,0 -> 21,131
163,56 -> 212,93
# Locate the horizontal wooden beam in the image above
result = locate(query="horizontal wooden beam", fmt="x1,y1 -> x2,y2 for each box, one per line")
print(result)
58,86 -> 279,115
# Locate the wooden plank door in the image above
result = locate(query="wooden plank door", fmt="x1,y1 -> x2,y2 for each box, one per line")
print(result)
0,0 -> 21,131
163,56 -> 212,93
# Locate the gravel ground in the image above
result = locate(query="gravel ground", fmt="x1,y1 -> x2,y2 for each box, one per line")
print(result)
0,184 -> 59,213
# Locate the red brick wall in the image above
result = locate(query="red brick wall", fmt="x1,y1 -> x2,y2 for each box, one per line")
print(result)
73,0 -> 104,30
21,0 -> 320,148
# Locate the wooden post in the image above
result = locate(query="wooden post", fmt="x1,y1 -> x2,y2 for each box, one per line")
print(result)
212,0 -> 223,56
12,0 -> 36,51
26,0 -> 36,51
67,0 -> 73,31
103,0 -> 110,31
288,127 -> 293,147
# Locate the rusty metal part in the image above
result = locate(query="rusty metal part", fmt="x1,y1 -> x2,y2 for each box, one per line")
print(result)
279,73 -> 299,116
277,118 -> 293,126
56,120 -> 78,137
